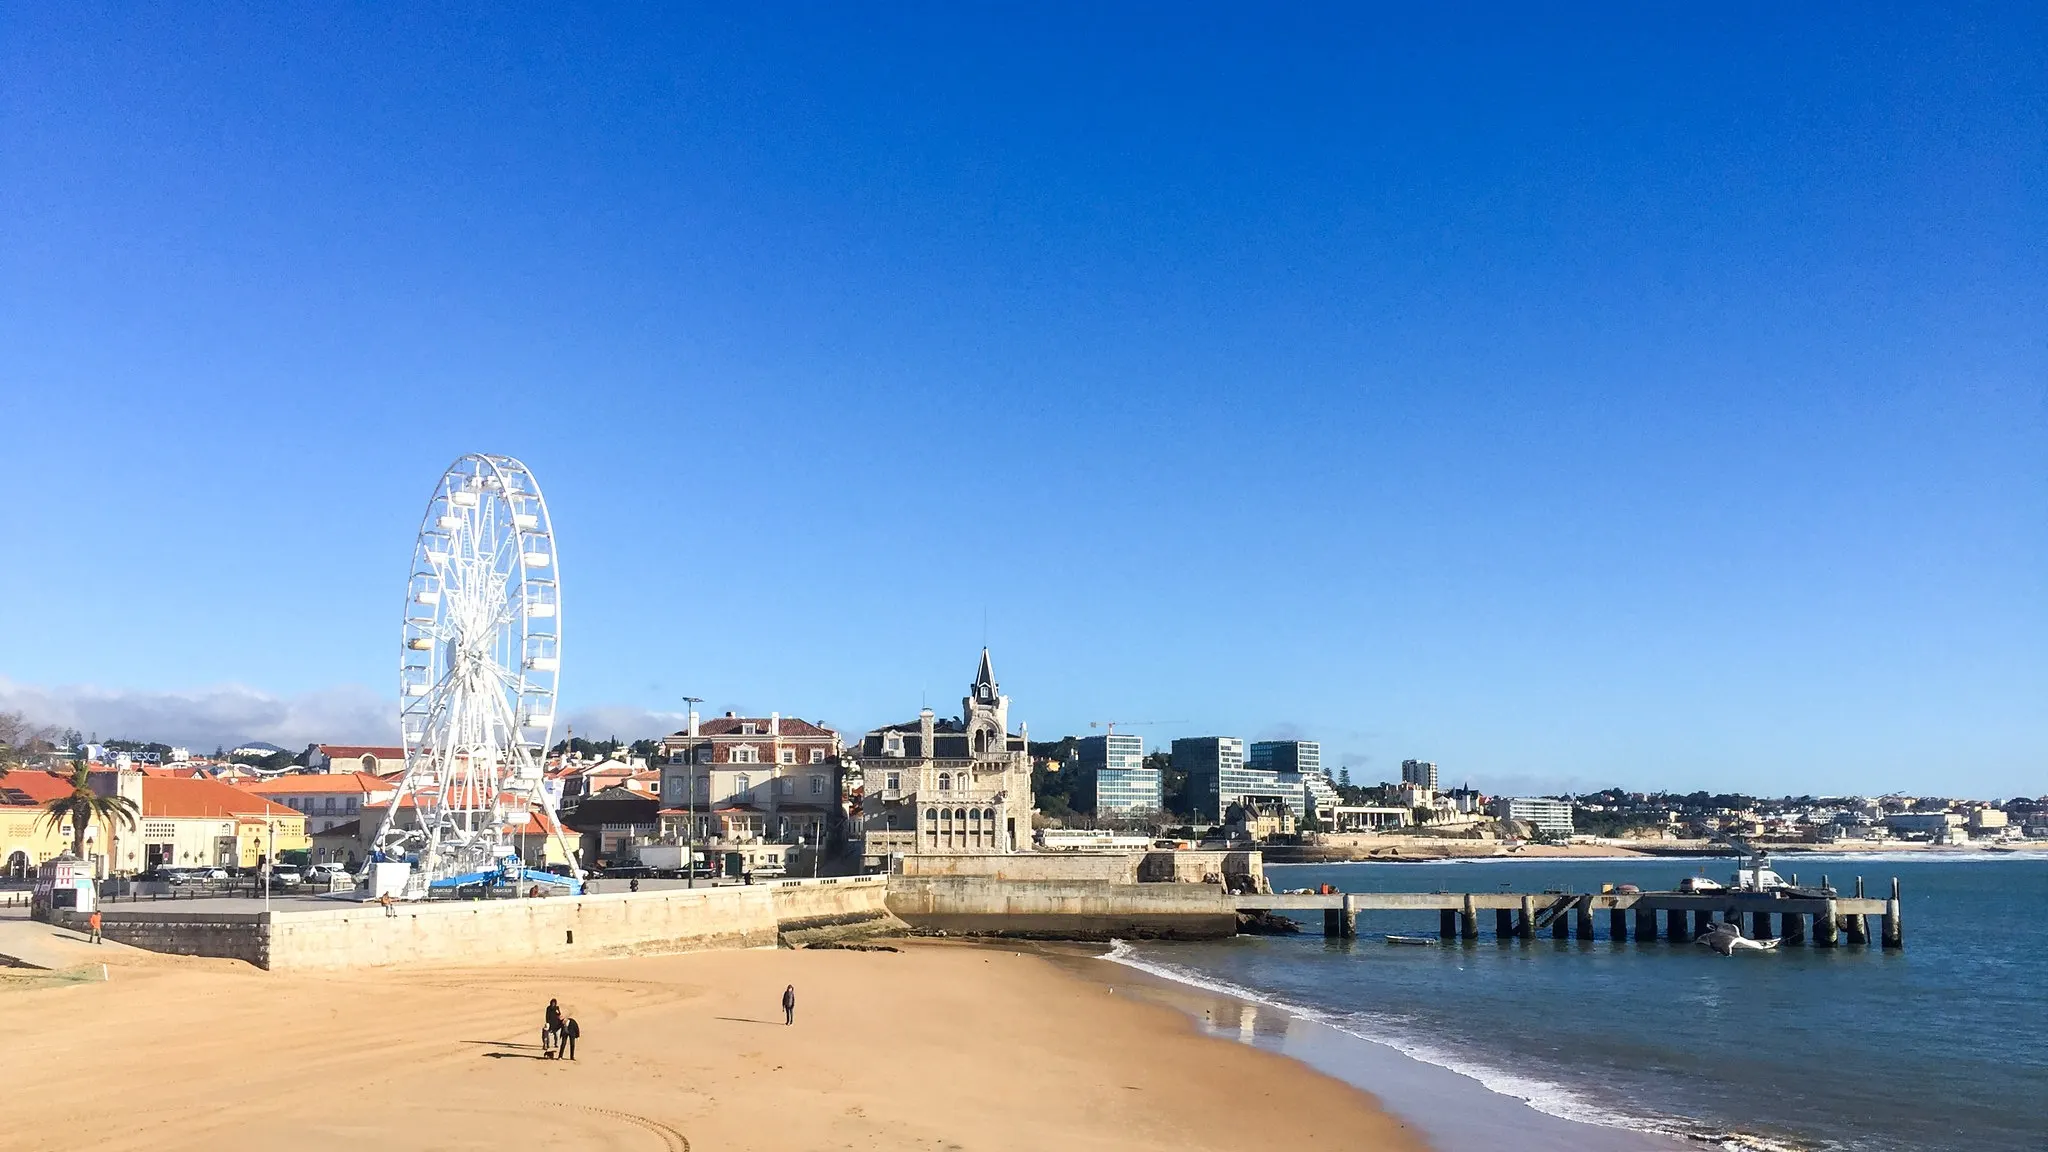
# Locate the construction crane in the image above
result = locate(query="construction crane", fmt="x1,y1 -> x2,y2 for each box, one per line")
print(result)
1088,720 -> 1186,736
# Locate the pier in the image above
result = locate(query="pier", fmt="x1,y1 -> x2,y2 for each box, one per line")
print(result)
1239,876 -> 1904,949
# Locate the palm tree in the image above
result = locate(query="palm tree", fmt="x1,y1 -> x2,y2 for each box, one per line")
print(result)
39,761 -> 140,862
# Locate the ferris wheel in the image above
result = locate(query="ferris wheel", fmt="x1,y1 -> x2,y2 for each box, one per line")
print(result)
371,454 -> 580,894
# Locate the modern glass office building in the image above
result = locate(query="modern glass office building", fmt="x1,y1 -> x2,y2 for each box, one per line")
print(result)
1249,740 -> 1322,777
1081,733 -> 1161,817
1170,736 -> 1242,822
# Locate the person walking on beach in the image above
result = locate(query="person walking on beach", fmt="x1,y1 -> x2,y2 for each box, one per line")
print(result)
560,1016 -> 579,1060
781,984 -> 796,1026
87,908 -> 103,945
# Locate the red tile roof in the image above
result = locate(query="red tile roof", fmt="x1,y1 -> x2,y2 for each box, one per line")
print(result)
239,773 -> 391,795
1,770 -> 77,805
142,777 -> 301,820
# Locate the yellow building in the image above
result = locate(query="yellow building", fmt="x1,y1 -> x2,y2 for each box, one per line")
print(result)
1,770 -> 81,879
100,772 -> 307,872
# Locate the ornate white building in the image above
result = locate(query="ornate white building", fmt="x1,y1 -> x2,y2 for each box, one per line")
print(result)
852,649 -> 1033,869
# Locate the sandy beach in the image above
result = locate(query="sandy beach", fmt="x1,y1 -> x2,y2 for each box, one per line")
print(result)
0,937 -> 1426,1152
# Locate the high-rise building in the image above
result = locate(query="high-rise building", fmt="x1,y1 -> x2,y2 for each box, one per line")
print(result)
1249,740 -> 1322,778
1170,736 -> 1242,822
1081,733 -> 1160,817
1401,759 -> 1439,790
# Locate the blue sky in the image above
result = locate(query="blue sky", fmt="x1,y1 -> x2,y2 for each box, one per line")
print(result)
2,5 -> 2042,797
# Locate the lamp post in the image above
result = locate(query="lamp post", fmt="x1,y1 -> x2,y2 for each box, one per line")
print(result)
680,696 -> 704,889
263,819 -> 275,915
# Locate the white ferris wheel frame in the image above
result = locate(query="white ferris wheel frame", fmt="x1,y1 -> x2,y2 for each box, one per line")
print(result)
373,453 -> 580,889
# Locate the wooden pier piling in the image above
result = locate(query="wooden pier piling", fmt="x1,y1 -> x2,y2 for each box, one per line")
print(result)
1881,878 -> 1902,949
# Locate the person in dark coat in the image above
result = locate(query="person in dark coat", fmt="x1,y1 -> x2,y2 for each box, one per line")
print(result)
544,998 -> 564,1055
781,984 -> 796,1026
561,1016 -> 580,1060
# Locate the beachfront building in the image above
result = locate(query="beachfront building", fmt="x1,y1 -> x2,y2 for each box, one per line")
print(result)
235,772 -> 396,834
1301,771 -> 1341,825
654,713 -> 844,870
851,649 -> 1034,870
42,770 -> 311,874
1401,759 -> 1439,790
1081,733 -> 1161,818
1492,796 -> 1575,837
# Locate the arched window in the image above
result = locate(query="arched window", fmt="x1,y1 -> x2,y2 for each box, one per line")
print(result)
974,730 -> 986,753
926,808 -> 937,823
984,808 -> 996,821
955,808 -> 967,821
937,773 -> 950,792
735,774 -> 751,794
360,754 -> 377,772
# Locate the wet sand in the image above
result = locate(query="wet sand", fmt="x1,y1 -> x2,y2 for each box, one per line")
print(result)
0,938 -> 1428,1152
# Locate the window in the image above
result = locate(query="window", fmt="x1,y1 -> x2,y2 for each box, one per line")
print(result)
696,747 -> 711,764
926,808 -> 937,823
776,777 -> 793,796
741,722 -> 759,736
984,808 -> 996,822
886,772 -> 901,791
937,773 -> 950,792
810,748 -> 825,763
810,775 -> 824,795
780,749 -> 795,765
884,733 -> 904,757
735,774 -> 751,795
731,745 -> 758,764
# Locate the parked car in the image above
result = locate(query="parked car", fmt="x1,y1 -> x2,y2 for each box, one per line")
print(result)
266,866 -> 303,887
170,868 -> 229,886
303,864 -> 350,885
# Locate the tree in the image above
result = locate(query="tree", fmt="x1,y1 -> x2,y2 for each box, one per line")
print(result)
0,711 -> 58,778
38,761 -> 141,862
1338,766 -> 1352,788
1412,805 -> 1435,826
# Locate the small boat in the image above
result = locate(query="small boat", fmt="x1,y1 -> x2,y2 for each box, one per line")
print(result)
1384,934 -> 1437,946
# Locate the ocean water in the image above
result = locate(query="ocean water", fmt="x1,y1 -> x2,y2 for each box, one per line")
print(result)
1111,855 -> 2048,1152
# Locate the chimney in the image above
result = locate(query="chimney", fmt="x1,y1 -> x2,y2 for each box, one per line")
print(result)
770,712 -> 780,736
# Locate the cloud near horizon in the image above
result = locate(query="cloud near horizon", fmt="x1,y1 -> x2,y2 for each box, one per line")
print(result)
0,677 -> 392,752
0,677 -> 708,753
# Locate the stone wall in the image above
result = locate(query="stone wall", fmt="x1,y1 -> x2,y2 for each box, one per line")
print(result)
60,909 -> 272,967
885,876 -> 1239,940
70,876 -> 897,971
896,849 -> 1264,891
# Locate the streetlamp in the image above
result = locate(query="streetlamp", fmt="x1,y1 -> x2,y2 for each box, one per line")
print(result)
680,695 -> 704,889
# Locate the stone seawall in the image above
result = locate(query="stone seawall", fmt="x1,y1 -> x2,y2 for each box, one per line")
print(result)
71,877 -> 898,971
885,876 -> 1239,940
62,910 -> 272,967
